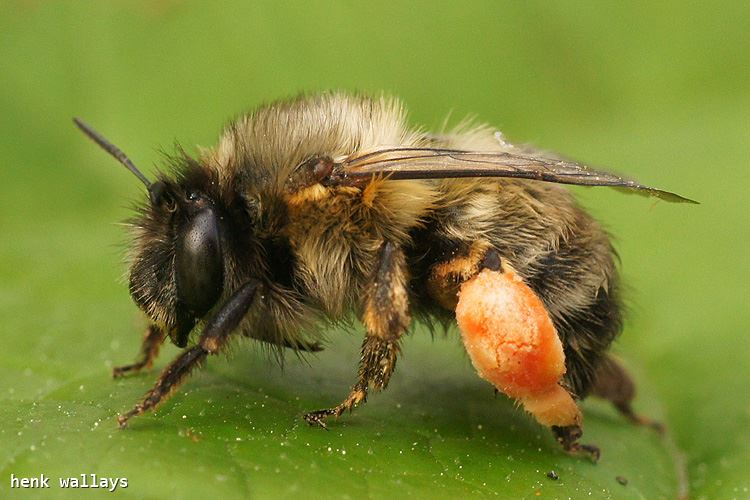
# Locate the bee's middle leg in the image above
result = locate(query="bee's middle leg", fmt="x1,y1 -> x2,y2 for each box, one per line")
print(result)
304,241 -> 409,428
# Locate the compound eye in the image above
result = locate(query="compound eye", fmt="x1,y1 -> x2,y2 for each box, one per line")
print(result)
149,181 -> 177,211
175,206 -> 224,321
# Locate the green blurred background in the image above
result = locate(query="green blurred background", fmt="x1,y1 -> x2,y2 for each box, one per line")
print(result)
1,1 -> 748,498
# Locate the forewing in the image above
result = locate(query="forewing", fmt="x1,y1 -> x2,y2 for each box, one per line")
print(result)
330,148 -> 695,203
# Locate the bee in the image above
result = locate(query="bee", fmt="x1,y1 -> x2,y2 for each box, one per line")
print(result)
74,92 -> 693,459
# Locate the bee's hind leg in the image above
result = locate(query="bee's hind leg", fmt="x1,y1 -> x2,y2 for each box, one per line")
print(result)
113,324 -> 165,378
552,425 -> 601,460
591,355 -> 665,433
454,246 -> 601,460
304,241 -> 410,428
117,280 -> 260,428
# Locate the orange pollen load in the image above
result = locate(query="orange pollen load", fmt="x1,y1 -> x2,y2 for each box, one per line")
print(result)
455,266 -> 580,428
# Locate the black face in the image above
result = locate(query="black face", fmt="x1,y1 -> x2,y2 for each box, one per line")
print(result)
130,180 -> 225,348
173,189 -> 224,346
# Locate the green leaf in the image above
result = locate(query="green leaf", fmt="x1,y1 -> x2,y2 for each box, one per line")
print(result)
1,329 -> 679,498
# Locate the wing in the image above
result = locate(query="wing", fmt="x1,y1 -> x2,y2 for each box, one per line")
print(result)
326,147 -> 696,204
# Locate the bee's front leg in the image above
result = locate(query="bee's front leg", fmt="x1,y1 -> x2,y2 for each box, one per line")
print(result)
117,280 -> 260,428
112,324 -> 165,378
304,241 -> 410,428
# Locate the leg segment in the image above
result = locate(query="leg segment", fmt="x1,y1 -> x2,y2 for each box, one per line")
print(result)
591,355 -> 664,432
304,241 -> 409,427
118,280 -> 260,428
113,324 -> 165,378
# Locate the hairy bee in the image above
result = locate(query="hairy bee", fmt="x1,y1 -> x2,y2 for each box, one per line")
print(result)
75,92 -> 693,459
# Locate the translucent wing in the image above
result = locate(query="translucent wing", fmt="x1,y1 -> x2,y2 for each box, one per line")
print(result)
328,148 -> 696,203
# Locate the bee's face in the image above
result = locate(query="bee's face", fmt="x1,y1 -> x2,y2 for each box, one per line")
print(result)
128,179 -> 224,347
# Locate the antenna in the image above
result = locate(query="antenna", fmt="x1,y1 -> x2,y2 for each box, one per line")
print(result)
73,118 -> 153,189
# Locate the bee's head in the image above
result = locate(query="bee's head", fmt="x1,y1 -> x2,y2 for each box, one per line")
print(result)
129,175 -> 224,347
74,119 -> 225,347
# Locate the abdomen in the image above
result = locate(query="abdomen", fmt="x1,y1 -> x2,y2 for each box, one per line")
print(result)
407,178 -> 621,397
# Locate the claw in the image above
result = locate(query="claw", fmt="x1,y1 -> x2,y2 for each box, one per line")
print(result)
117,414 -> 129,429
649,420 -> 666,434
578,443 -> 601,462
112,363 -> 148,378
303,411 -> 333,429
614,401 -> 666,434
552,424 -> 600,462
